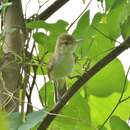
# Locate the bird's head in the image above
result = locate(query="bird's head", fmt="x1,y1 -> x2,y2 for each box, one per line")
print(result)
55,33 -> 82,54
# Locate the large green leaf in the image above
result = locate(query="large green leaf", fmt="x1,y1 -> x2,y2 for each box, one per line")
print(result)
87,59 -> 126,97
18,111 -> 46,130
8,113 -> 22,130
8,111 -> 46,130
106,0 -> 130,38
73,11 -> 94,57
50,93 -> 92,130
74,12 -> 114,58
110,116 -> 130,130
88,93 -> 130,129
40,81 -> 54,110
33,32 -> 47,45
73,11 -> 90,38
26,20 -> 49,30
75,0 -> 130,59
0,111 -> 8,130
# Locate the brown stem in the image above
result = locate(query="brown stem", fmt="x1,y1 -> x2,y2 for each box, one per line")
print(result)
38,37 -> 130,130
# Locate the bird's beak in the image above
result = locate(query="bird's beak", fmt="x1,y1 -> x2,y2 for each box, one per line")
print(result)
75,39 -> 83,43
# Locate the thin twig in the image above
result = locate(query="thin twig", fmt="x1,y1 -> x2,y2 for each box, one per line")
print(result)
120,96 -> 130,103
67,0 -> 93,32
34,44 -> 48,106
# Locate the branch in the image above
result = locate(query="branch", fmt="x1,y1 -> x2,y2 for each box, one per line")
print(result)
30,0 -> 70,20
38,37 -> 130,130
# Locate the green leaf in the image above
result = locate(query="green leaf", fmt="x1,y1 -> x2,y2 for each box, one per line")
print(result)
0,111 -> 8,130
26,20 -> 49,30
105,0 -> 130,39
97,125 -> 107,130
105,0 -> 117,11
40,81 -> 54,110
8,113 -> 22,130
33,32 -> 47,45
110,116 -> 130,130
73,10 -> 90,44
88,83 -> 130,129
18,111 -> 46,130
74,12 -> 115,58
88,95 -> 121,129
121,16 -> 130,39
87,59 -> 126,97
50,93 -> 92,130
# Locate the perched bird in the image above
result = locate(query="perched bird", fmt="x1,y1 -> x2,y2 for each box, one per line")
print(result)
48,33 -> 81,102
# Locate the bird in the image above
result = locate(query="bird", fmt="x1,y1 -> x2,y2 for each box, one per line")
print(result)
48,33 -> 81,102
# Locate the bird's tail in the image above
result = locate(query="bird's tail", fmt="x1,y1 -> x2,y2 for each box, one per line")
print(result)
54,78 -> 67,102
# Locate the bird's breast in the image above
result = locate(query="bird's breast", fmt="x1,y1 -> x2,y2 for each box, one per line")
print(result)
51,54 -> 74,79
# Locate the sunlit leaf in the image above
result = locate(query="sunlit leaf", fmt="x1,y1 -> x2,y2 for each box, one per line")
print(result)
0,111 -> 8,130
26,20 -> 49,30
87,59 -> 126,97
50,93 -> 92,130
88,91 -> 130,129
33,32 -> 47,45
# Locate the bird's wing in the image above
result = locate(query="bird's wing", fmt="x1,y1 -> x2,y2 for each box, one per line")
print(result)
47,55 -> 55,79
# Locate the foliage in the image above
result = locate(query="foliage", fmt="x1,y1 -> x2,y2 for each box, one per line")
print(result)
1,0 -> 130,130
0,111 -> 8,130
7,111 -> 46,130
